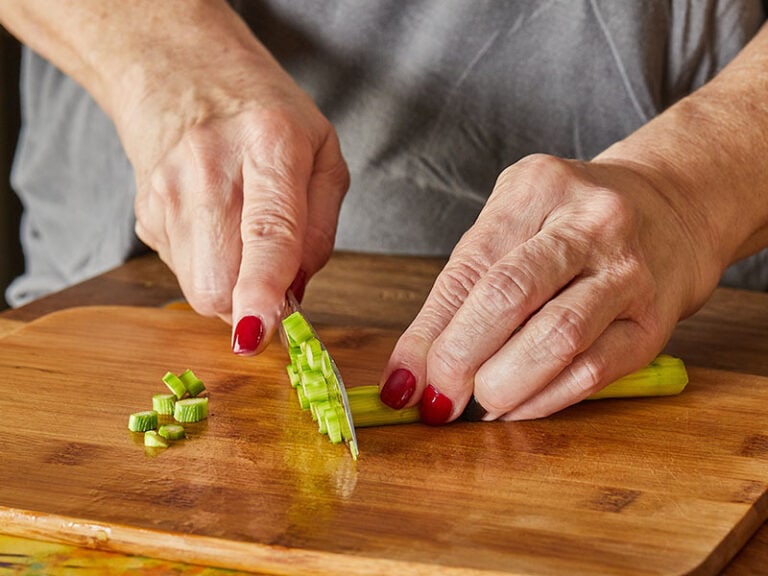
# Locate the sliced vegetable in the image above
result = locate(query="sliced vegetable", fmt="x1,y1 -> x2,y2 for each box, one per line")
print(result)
128,410 -> 158,432
283,311 -> 314,346
174,397 -> 209,423
129,370 -> 208,453
325,410 -> 342,444
286,365 -> 301,388
144,430 -> 169,448
162,371 -> 187,399
179,368 -> 206,397
152,393 -> 176,415
158,423 -> 186,440
302,338 -> 324,371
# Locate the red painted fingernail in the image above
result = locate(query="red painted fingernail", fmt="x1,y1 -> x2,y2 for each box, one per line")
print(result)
380,368 -> 416,409
232,315 -> 264,355
289,268 -> 308,303
420,384 -> 454,426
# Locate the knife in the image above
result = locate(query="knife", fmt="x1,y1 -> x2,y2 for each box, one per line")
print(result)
282,289 -> 360,460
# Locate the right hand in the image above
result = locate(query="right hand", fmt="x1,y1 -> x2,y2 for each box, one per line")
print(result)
110,9 -> 349,354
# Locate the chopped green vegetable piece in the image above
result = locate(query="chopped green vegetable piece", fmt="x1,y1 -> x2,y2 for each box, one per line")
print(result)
297,353 -> 312,374
325,411 -> 342,443
152,393 -> 176,415
286,365 -> 301,388
316,408 -> 328,434
296,386 -> 310,410
310,399 -> 332,423
282,311 -> 314,345
179,368 -> 207,397
302,378 -> 330,403
320,350 -> 333,378
302,338 -> 323,370
174,397 -> 209,423
128,410 -> 158,432
144,430 -> 169,448
162,371 -> 187,400
158,423 -> 186,440
288,344 -> 302,359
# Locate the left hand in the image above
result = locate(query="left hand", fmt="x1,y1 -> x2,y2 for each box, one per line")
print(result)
379,153 -> 721,423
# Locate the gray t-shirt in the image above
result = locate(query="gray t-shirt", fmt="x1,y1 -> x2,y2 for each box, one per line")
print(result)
7,0 -> 766,306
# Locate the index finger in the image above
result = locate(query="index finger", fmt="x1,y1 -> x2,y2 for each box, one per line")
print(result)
230,125 -> 313,356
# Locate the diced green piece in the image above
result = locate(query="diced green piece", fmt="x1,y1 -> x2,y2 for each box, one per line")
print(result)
282,311 -> 314,346
320,350 -> 333,378
296,386 -> 310,410
301,338 -> 323,370
162,371 -> 187,400
179,369 -> 206,397
325,411 -> 342,444
128,410 -> 158,432
144,430 -> 169,448
302,377 -> 330,403
286,365 -> 301,388
297,353 -> 312,374
158,423 -> 186,440
174,397 -> 209,423
152,393 -> 176,415
310,399 -> 332,423
288,346 -> 302,369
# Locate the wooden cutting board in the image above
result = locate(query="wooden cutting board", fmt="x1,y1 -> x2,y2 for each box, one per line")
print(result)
1,306 -> 767,576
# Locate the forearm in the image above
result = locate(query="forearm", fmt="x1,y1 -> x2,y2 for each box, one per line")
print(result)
0,1 -> 277,143
598,23 -> 768,286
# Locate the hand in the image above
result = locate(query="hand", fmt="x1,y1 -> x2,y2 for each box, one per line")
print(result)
380,154 -> 721,423
114,14 -> 349,353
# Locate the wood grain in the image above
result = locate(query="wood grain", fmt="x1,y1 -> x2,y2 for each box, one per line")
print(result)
0,317 -> 22,338
2,306 -> 768,575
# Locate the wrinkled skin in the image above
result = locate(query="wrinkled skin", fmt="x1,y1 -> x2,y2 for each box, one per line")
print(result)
124,47 -> 350,343
383,154 -> 721,421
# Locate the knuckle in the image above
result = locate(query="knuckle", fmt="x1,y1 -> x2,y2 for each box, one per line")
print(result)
563,356 -> 606,397
524,308 -> 589,366
147,167 -> 181,209
499,153 -> 570,184
600,200 -> 633,235
434,258 -> 485,313
473,262 -> 532,323
242,199 -> 301,246
427,342 -> 472,389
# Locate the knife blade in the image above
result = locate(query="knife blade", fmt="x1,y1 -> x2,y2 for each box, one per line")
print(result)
282,289 -> 359,460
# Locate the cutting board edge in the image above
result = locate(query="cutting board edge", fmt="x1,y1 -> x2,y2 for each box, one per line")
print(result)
0,506 -> 508,576
688,490 -> 768,576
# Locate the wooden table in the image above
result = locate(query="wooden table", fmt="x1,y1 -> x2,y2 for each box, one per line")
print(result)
0,251 -> 767,574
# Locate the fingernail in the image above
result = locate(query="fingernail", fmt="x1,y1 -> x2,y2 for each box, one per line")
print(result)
380,368 -> 416,409
419,384 -> 454,426
232,315 -> 264,355
289,268 -> 308,303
